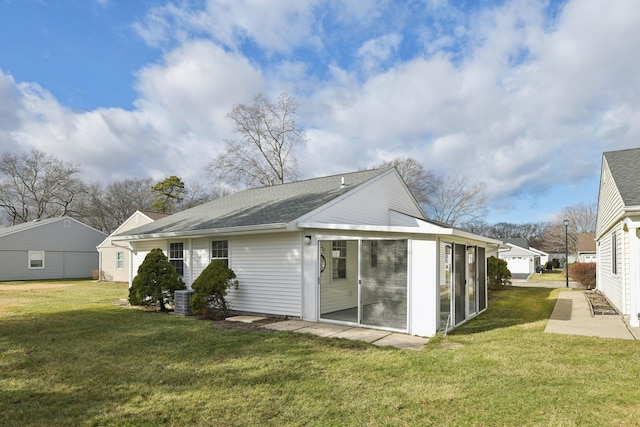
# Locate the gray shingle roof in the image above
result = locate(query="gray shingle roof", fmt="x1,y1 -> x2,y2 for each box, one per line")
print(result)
503,238 -> 529,249
604,148 -> 640,206
118,168 -> 391,237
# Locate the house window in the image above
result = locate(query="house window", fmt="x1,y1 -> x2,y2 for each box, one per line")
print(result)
116,251 -> 124,269
332,240 -> 347,279
612,233 -> 617,275
370,240 -> 378,268
211,240 -> 229,266
169,242 -> 184,276
28,251 -> 45,269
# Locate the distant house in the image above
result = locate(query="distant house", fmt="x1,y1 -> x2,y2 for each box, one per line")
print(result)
112,168 -> 502,337
596,148 -> 640,327
0,217 -> 106,281
97,211 -> 169,282
499,238 -> 548,279
577,233 -> 596,263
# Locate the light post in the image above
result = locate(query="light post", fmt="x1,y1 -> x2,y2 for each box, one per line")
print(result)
564,219 -> 569,288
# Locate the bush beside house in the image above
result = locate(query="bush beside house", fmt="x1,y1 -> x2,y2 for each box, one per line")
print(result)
488,256 -> 512,289
128,248 -> 185,311
190,259 -> 239,318
570,263 -> 597,289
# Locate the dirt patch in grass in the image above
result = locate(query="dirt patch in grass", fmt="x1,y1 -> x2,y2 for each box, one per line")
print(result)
0,283 -> 74,291
584,290 -> 619,315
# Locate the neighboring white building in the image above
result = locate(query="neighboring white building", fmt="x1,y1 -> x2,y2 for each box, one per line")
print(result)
113,168 -> 502,337
0,217 -> 106,281
499,238 -> 548,279
596,148 -> 640,327
577,233 -> 596,263
97,211 -> 168,282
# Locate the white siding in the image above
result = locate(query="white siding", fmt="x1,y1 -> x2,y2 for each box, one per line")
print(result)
304,172 -> 424,226
226,232 -> 302,317
189,238 -> 211,288
130,240 -> 167,285
596,159 -> 625,238
598,226 -> 624,312
410,238 -> 438,336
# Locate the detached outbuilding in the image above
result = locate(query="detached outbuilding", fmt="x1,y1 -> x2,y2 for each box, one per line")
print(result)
499,238 -> 548,279
113,168 -> 501,337
0,217 -> 106,281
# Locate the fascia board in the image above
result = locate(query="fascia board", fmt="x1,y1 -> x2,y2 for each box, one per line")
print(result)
112,223 -> 289,241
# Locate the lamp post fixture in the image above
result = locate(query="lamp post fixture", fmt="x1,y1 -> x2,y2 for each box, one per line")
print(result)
564,219 -> 569,288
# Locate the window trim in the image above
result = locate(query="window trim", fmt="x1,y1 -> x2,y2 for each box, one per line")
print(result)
211,240 -> 229,266
116,251 -> 124,270
168,242 -> 185,277
332,240 -> 347,280
28,250 -> 45,269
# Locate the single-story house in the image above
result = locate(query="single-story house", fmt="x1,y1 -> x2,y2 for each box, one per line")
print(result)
113,168 -> 502,337
577,233 -> 596,263
499,238 -> 548,279
97,210 -> 168,282
0,217 -> 106,281
596,147 -> 640,327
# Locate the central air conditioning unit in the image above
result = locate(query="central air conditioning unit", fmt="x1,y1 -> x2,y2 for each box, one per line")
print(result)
174,289 -> 194,316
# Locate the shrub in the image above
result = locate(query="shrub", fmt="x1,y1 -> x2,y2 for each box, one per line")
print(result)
129,248 -> 186,311
570,262 -> 596,289
190,259 -> 239,318
487,256 -> 511,289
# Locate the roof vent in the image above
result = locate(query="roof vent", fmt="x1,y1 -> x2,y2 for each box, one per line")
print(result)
340,177 -> 346,188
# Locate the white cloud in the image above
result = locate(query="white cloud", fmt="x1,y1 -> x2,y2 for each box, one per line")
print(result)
357,33 -> 402,73
2,0 -> 640,224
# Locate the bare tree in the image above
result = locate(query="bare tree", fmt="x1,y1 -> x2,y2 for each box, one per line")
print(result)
426,175 -> 487,227
205,93 -> 306,188
368,157 -> 438,206
76,178 -> 155,234
539,201 -> 597,257
464,220 -> 547,247
562,201 -> 597,234
0,149 -> 86,225
176,181 -> 227,211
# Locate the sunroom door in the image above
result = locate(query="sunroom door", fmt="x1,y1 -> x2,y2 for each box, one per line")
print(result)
360,240 -> 408,330
319,240 -> 359,323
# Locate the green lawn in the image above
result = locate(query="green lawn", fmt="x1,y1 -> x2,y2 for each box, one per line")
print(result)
526,269 -> 567,282
2,281 -> 640,426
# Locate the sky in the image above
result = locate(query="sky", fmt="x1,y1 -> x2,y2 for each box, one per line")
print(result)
0,0 -> 639,225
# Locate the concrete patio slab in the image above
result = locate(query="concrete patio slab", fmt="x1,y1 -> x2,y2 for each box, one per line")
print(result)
262,320 -> 428,349
262,320 -> 316,331
372,333 -> 428,351
225,315 -> 267,323
332,327 -> 392,343
295,323 -> 352,337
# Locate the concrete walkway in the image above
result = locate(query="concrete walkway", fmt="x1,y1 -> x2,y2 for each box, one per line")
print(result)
259,319 -> 428,350
545,290 -> 640,340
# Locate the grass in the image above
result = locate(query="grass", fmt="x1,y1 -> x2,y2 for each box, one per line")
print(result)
2,282 -> 640,426
526,269 -> 568,282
